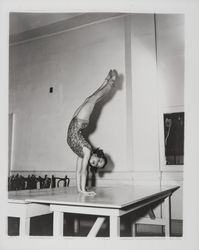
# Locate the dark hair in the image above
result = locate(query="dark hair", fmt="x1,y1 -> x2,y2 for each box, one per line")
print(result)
91,148 -> 107,169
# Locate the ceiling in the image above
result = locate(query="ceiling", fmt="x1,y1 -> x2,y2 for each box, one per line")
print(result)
9,13 -> 82,35
9,12 -> 125,44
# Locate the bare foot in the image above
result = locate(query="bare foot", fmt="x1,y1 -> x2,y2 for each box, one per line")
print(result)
111,69 -> 118,81
105,70 -> 112,81
106,69 -> 118,87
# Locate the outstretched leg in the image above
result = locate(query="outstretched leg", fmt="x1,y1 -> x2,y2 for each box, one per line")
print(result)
88,69 -> 116,97
73,69 -> 117,121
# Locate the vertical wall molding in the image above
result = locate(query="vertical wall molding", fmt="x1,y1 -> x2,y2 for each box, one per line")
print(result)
8,113 -> 15,176
124,15 -> 134,172
130,14 -> 160,173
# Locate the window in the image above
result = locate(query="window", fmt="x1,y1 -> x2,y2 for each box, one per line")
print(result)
164,112 -> 184,165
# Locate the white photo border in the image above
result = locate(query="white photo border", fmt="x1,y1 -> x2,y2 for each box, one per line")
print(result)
1,1 -> 199,250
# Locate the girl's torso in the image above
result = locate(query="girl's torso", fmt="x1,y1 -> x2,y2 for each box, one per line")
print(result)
67,117 -> 91,158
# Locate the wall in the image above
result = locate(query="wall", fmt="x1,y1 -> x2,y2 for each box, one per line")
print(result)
156,14 -> 184,220
156,14 -> 184,107
9,17 -> 127,175
130,14 -> 159,175
125,14 -> 184,220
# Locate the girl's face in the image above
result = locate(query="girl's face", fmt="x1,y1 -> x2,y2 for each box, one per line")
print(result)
89,154 -> 99,167
97,158 -> 105,168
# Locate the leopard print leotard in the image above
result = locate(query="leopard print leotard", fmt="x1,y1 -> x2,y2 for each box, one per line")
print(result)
67,117 -> 92,158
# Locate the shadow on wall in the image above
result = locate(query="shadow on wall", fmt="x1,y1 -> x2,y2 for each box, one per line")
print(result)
83,73 -> 123,140
83,73 -> 124,186
87,153 -> 115,187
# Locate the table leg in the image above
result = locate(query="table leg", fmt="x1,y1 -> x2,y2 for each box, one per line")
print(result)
87,217 -> 105,237
163,196 -> 171,236
53,211 -> 64,237
19,217 -> 30,236
74,218 -> 80,234
132,223 -> 136,237
109,216 -> 120,238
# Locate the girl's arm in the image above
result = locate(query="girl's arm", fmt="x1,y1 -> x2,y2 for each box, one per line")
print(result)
76,157 -> 82,193
80,147 -> 96,196
80,148 -> 90,192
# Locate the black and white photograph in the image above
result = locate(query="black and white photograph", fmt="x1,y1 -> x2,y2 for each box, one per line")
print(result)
1,1 -> 199,250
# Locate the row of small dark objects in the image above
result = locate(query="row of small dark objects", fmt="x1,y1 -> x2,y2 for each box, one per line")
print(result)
8,174 -> 70,191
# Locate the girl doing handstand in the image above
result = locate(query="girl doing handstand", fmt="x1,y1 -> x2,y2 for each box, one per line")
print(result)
67,69 -> 118,196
